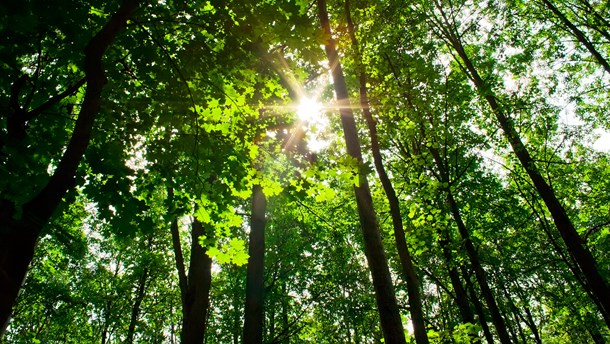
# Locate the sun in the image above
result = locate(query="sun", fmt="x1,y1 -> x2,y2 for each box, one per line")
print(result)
297,97 -> 324,123
295,97 -> 331,152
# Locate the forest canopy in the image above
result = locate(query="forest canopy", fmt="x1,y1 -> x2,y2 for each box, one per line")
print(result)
1,0 -> 610,343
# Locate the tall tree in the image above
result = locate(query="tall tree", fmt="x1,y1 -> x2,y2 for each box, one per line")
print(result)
344,1 -> 428,342
0,0 -> 140,330
425,0 -> 610,324
170,212 -> 213,344
316,0 -> 407,342
243,184 -> 268,343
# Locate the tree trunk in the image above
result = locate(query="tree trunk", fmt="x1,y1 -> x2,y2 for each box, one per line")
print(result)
125,267 -> 149,344
344,1 -> 428,342
317,1 -> 406,342
427,145 -> 511,343
0,0 -> 140,333
181,217 -> 213,344
514,287 -> 542,343
438,236 -> 475,326
243,184 -> 267,344
446,192 -> 512,343
232,285 -> 241,344
169,197 -> 214,344
540,0 -> 610,74
461,267 -> 495,344
434,8 -> 610,326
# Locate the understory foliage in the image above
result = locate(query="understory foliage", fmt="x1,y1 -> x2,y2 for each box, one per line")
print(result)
1,0 -> 610,343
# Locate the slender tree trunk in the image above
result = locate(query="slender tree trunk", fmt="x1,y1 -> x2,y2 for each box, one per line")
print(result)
434,10 -> 610,325
461,267 -> 494,344
499,280 -> 541,344
527,189 -> 610,327
182,217 -> 213,344
513,287 -> 542,343
540,0 -> 610,74
125,267 -> 149,344
233,286 -> 241,344
446,192 -> 512,343
427,146 -> 511,343
280,282 -> 288,344
0,0 -> 140,333
438,236 -> 475,326
317,1 -> 406,342
494,241 -> 544,344
243,184 -> 267,344
575,0 -> 610,42
343,2 -> 427,343
169,198 -> 214,344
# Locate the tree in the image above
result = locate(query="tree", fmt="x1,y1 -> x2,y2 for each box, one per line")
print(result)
243,184 -> 267,343
344,1 -> 428,342
3,0 -> 610,342
316,0 -> 407,342
0,0 -> 140,330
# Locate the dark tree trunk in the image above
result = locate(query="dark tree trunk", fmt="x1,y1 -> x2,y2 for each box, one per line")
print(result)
232,285 -> 241,344
461,267 -> 494,344
243,184 -> 267,344
526,193 -> 610,326
182,218 -> 213,344
541,0 -> 610,74
427,146 -> 511,343
169,196 -> 214,344
343,1 -> 428,342
446,191 -> 512,343
433,6 -> 610,327
125,267 -> 149,344
438,236 -> 475,326
317,1 -> 406,342
499,280 -> 541,344
0,0 -> 140,333
514,287 -> 542,343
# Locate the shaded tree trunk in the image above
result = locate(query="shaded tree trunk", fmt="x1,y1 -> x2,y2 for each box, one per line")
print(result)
344,1 -> 428,342
520,184 -> 610,327
445,191 -> 512,343
243,184 -> 267,344
125,267 -> 149,344
461,267 -> 495,344
232,284 -> 241,344
438,236 -> 475,326
428,146 -> 511,343
317,1 -> 406,342
540,0 -> 610,74
182,218 -> 213,344
169,202 -> 213,344
0,0 -> 140,333
431,4 -> 610,327
514,287 -> 542,344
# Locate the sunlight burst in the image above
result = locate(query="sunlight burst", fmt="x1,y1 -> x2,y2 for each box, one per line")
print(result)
296,97 -> 331,152
297,97 -> 324,123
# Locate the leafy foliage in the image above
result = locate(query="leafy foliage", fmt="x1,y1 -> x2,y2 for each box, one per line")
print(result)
2,0 -> 610,342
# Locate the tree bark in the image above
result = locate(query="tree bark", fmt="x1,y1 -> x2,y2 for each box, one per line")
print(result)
461,267 -> 495,344
0,0 -> 140,333
317,1 -> 406,342
427,145 -> 511,343
540,0 -> 610,74
181,217 -> 213,344
438,236 -> 475,326
343,2 -> 427,343
433,8 -> 610,326
446,192 -> 512,343
125,267 -> 149,344
243,184 -> 267,344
